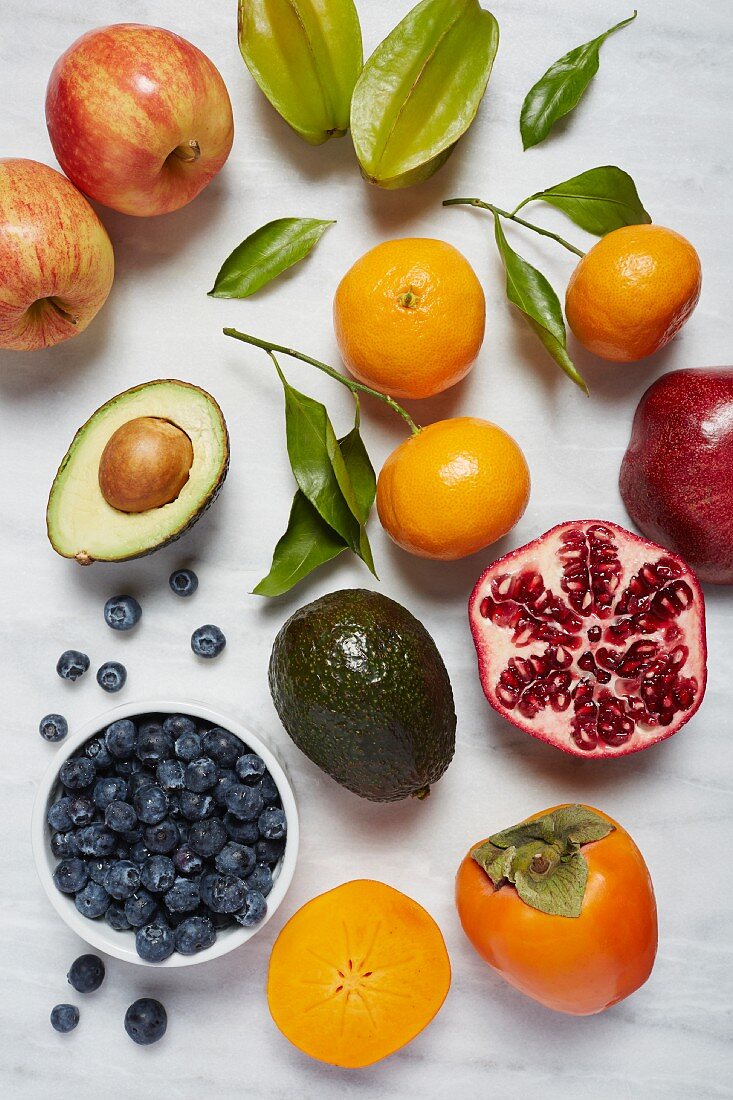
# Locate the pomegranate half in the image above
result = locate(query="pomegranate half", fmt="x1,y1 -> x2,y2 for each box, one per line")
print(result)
469,520 -> 707,758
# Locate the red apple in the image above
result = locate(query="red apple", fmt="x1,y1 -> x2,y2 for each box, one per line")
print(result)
620,368 -> 733,584
46,24 -> 234,217
0,159 -> 114,352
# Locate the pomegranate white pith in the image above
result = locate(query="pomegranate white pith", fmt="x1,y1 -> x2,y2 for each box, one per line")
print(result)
469,521 -> 707,758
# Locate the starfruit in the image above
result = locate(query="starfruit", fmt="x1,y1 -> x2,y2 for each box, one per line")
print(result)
350,0 -> 499,189
238,0 -> 363,145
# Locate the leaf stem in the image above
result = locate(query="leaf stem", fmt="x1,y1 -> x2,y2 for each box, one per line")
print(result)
223,328 -> 421,435
443,197 -> 585,257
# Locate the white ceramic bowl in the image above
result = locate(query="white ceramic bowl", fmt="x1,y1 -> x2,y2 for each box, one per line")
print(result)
31,699 -> 299,968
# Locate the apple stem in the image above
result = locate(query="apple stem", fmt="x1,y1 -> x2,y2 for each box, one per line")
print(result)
172,139 -> 201,164
48,299 -> 78,326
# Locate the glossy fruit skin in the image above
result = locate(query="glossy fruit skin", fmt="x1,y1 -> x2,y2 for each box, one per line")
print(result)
46,24 -> 234,217
377,417 -> 530,560
565,225 -> 701,362
334,238 -> 485,399
0,159 -> 114,351
620,368 -> 733,584
456,806 -> 657,1015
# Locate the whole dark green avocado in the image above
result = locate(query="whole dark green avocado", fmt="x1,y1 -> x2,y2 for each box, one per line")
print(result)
269,589 -> 456,802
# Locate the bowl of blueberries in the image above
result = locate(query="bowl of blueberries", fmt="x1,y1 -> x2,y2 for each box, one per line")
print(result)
32,700 -> 299,967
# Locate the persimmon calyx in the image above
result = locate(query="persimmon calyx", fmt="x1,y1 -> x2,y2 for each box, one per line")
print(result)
471,805 -> 614,918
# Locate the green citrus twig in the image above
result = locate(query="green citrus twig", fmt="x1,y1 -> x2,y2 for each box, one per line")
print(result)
223,328 -> 421,435
443,197 -> 585,258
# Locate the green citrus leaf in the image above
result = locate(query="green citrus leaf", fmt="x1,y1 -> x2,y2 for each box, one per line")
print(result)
351,0 -> 499,189
208,218 -> 335,299
252,491 -> 347,597
238,0 -> 363,145
337,412 -> 376,524
515,166 -> 651,236
493,214 -> 588,394
520,12 -> 637,150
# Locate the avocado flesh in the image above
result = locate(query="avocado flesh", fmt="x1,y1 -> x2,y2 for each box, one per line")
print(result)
269,589 -> 456,802
46,380 -> 229,563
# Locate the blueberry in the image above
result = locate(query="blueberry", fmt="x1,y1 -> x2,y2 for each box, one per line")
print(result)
191,625 -> 226,660
211,769 -> 237,807
164,877 -> 200,914
56,650 -> 90,682
165,713 -> 197,741
200,872 -> 246,914
245,863 -> 273,897
172,845 -> 203,877
235,753 -> 266,785
50,1004 -> 79,1033
104,860 -> 141,900
39,714 -> 68,743
223,814 -> 259,844
51,831 -> 78,858
185,757 -> 218,793
128,768 -> 157,798
92,776 -> 128,811
260,771 -> 281,805
48,797 -> 74,832
65,796 -> 94,827
141,855 -> 175,894
105,719 -> 137,759
143,820 -> 179,854
259,806 -> 287,841
174,733 -> 203,766
188,818 -> 227,858
133,785 -> 168,825
224,784 -> 263,822
60,758 -> 96,791
180,789 -> 214,821
124,997 -> 167,1045
75,824 -> 117,857
67,954 -> 105,994
215,842 -> 256,879
97,662 -> 126,693
169,569 -> 198,598
105,903 -> 131,931
235,889 -> 267,928
156,759 -> 185,790
136,922 -> 175,963
124,890 -> 158,928
174,915 -> 215,956
104,800 -> 137,834
85,736 -> 113,770
87,858 -> 112,885
104,594 -> 142,632
136,722 -> 173,766
256,837 -> 285,865
203,727 -> 242,767
53,858 -> 88,894
130,841 -> 152,865
75,881 -> 110,919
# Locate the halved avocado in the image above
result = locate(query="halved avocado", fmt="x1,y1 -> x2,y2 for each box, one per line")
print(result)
47,380 -> 229,564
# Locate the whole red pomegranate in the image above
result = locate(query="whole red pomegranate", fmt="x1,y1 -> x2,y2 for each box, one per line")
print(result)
620,368 -> 733,584
469,520 -> 706,758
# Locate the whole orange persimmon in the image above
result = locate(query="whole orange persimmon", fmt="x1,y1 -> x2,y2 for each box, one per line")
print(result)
455,804 -> 657,1015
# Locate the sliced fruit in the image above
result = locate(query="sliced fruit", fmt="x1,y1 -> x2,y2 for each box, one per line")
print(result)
469,520 -> 706,757
47,380 -> 229,564
267,879 -> 450,1067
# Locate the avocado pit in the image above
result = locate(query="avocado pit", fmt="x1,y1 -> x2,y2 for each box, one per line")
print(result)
98,416 -> 194,513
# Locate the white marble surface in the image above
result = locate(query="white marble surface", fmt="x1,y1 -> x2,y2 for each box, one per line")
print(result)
1,1 -> 732,1096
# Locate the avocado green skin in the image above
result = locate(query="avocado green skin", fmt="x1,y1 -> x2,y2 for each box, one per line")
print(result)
269,589 -> 456,802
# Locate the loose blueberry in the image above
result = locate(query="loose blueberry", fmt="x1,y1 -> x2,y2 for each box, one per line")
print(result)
51,831 -> 78,859
75,823 -> 117,857
85,736 -> 113,770
188,818 -> 227,858
124,890 -> 158,928
104,860 -> 141,900
48,797 -> 74,832
172,845 -> 203,877
97,661 -> 127,693
141,855 -> 176,894
124,997 -> 167,1045
67,954 -> 105,994
215,842 -> 256,880
169,569 -> 198,598
256,837 -> 285,865
174,915 -> 215,956
224,784 -> 263,822
136,922 -> 175,963
104,595 -> 142,632
180,789 -> 214,822
164,877 -> 201,914
56,650 -> 90,682
53,858 -> 88,895
259,771 -> 281,805
136,722 -> 173,766
223,814 -> 259,845
202,727 -> 242,767
259,806 -> 287,841
50,1004 -> 79,1033
191,625 -> 226,660
133,785 -> 168,825
156,759 -> 185,790
185,756 -> 218,793
245,863 -> 273,898
39,714 -> 68,743
105,903 -> 131,931
235,753 -> 266,785
60,757 -> 96,791
234,889 -> 267,928
199,872 -> 246,914
104,800 -> 137,833
75,881 -> 110,919
143,820 -> 179,854
105,719 -> 137,759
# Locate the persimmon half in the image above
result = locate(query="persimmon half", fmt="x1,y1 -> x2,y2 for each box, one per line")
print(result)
456,804 -> 657,1015
267,879 -> 451,1068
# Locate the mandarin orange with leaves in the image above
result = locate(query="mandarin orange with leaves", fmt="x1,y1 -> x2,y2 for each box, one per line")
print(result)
333,237 -> 485,399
